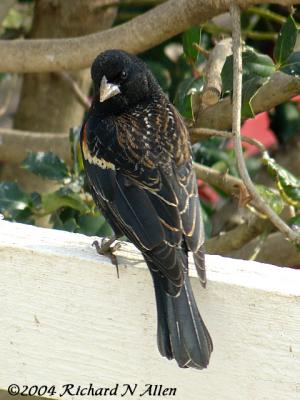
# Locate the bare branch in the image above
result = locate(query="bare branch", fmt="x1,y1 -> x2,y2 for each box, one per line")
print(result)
193,162 -> 247,198
55,72 -> 91,111
0,0 -> 299,73
205,214 -> 271,255
0,74 -> 17,118
230,3 -> 300,244
192,43 -> 210,59
228,231 -> 300,267
201,38 -> 232,108
190,127 -> 266,152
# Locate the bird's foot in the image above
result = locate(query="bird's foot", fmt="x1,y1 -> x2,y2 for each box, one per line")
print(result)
92,237 -> 121,278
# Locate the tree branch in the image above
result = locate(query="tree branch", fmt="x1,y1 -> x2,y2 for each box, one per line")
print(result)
230,3 -> 300,244
55,72 -> 91,111
190,127 -> 266,152
228,231 -> 300,266
201,38 -> 232,108
0,128 -> 70,164
246,6 -> 287,24
198,71 -> 300,130
193,162 -> 248,199
0,0 -> 299,73
205,214 -> 272,255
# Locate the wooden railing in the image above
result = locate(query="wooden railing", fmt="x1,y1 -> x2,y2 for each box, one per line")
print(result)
0,220 -> 299,400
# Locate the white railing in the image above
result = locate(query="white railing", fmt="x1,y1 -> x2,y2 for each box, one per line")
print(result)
0,220 -> 299,400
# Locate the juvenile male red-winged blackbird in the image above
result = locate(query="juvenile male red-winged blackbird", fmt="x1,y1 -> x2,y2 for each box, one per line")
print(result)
80,49 -> 213,369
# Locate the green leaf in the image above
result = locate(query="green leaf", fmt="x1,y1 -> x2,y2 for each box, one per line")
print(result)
52,215 -> 79,233
288,214 -> 300,250
22,152 -> 69,181
41,188 -> 89,214
77,213 -> 112,236
280,51 -> 300,77
62,218 -> 78,233
262,153 -> 300,208
0,182 -> 32,219
2,8 -> 24,30
242,49 -> 275,77
174,76 -> 203,119
241,75 -> 269,118
222,48 -> 274,117
182,26 -> 201,65
255,185 -> 284,215
289,213 -> 300,225
222,48 -> 275,93
30,192 -> 42,209
274,15 -> 298,65
288,214 -> 300,232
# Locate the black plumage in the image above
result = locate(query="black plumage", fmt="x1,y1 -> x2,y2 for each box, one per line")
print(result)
80,49 -> 213,369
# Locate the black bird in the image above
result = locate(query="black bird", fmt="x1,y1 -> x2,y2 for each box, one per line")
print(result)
80,49 -> 213,369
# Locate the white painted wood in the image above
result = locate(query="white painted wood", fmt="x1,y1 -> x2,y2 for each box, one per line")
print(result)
0,220 -> 299,400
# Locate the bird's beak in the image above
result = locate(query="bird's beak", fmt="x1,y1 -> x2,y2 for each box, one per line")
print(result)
99,75 -> 121,102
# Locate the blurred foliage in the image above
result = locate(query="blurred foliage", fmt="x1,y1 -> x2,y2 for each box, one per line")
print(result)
0,128 -> 112,236
0,2 -> 300,239
1,1 -> 33,38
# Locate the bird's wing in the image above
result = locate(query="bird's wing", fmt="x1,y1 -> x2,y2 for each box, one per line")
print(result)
116,100 -> 205,253
115,98 -> 206,287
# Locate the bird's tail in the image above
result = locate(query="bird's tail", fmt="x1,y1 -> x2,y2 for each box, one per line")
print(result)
150,269 -> 213,369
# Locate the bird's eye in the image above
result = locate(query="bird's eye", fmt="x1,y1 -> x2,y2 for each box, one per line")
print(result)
120,70 -> 127,80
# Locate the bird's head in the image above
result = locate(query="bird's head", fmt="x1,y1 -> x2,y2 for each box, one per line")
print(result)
91,49 -> 158,114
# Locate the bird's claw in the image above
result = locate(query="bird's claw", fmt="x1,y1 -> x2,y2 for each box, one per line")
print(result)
92,238 -> 121,278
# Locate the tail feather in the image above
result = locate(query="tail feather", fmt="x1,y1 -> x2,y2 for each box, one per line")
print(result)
193,247 -> 207,288
151,269 -> 213,369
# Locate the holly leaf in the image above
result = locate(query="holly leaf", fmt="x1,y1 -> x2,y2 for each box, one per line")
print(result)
61,218 -> 78,233
222,48 -> 275,93
222,48 -> 274,117
52,215 -> 79,233
262,153 -> 300,208
255,185 -> 285,215
182,26 -> 202,65
0,182 -> 32,219
287,214 -> 300,250
77,213 -> 113,236
2,8 -> 24,30
241,75 -> 269,118
242,49 -> 275,78
22,152 -> 69,181
174,76 -> 203,119
289,214 -> 300,232
41,188 -> 89,214
274,15 -> 298,66
280,51 -> 300,78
